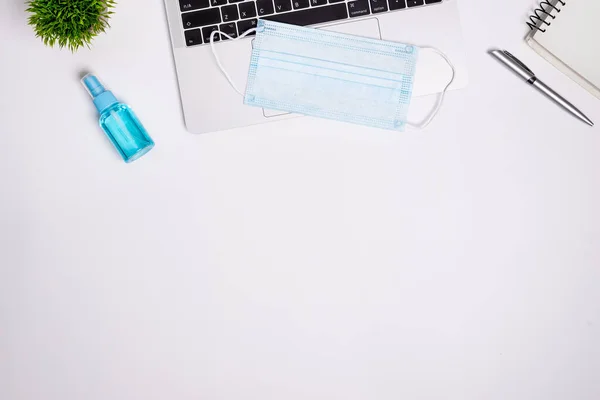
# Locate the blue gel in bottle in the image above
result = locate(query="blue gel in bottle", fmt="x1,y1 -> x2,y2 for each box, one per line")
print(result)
82,74 -> 154,163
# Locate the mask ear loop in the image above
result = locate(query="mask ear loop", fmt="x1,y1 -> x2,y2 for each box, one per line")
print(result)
406,47 -> 456,130
210,29 -> 257,97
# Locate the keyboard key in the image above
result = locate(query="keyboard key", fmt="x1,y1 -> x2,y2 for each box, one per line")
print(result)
202,25 -> 220,42
388,0 -> 406,10
210,0 -> 227,5
264,3 -> 348,24
425,0 -> 442,2
348,0 -> 370,17
184,28 -> 203,46
182,8 -> 221,29
369,0 -> 387,12
238,18 -> 258,35
230,0 -> 244,3
221,4 -> 239,21
219,22 -> 238,39
180,0 -> 209,11
293,0 -> 310,9
310,0 -> 328,5
239,2 -> 257,18
256,0 -> 275,15
407,0 -> 424,6
274,0 -> 292,13
329,0 -> 345,2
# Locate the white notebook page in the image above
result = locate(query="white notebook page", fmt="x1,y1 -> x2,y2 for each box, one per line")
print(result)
531,0 -> 600,95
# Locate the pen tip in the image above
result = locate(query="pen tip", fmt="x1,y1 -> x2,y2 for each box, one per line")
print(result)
576,111 -> 594,126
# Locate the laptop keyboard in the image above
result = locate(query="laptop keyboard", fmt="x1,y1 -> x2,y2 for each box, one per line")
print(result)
180,0 -> 443,46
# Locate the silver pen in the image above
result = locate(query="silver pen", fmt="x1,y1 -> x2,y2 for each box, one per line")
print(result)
490,49 -> 594,127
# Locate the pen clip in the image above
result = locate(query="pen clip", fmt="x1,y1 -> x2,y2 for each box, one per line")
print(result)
502,50 -> 535,77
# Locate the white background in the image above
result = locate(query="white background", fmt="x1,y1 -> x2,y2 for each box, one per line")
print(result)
1,1 -> 599,399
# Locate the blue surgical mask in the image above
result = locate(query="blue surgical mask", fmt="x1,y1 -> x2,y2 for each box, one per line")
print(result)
210,20 -> 454,131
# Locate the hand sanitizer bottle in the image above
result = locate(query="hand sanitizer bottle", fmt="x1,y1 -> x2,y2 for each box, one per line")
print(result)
82,74 -> 154,163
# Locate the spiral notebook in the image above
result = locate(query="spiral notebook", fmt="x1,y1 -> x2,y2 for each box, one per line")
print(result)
526,0 -> 600,99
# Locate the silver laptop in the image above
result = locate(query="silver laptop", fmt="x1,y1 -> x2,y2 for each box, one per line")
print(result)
164,0 -> 468,133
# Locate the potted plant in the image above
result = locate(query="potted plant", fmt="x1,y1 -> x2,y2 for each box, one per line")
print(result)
27,0 -> 116,51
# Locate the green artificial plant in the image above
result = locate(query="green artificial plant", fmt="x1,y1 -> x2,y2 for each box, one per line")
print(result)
27,0 -> 116,51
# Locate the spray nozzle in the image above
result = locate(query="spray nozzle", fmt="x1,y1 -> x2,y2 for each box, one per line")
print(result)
81,73 -> 119,113
82,74 -> 106,98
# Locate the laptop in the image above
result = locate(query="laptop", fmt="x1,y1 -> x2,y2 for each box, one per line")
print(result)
164,0 -> 468,133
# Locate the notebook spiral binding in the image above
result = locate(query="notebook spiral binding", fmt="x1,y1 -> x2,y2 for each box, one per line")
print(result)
527,0 -> 567,33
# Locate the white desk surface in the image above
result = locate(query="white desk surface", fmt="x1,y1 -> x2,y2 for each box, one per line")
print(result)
1,1 -> 599,399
